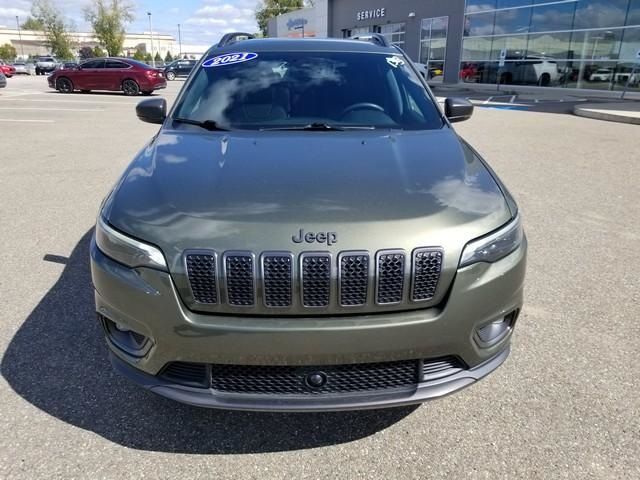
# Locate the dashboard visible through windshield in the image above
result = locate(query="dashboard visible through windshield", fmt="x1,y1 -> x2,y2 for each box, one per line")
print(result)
173,51 -> 444,131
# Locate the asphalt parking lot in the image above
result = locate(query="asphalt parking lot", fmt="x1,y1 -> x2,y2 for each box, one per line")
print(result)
0,75 -> 638,479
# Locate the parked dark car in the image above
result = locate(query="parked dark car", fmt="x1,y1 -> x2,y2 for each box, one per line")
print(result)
48,57 -> 166,96
163,59 -> 197,80
0,71 -> 6,89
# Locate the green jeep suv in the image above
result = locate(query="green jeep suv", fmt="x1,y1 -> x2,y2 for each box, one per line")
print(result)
91,34 -> 527,411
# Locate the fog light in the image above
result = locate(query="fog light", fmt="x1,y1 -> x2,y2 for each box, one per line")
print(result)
475,310 -> 518,347
99,315 -> 152,357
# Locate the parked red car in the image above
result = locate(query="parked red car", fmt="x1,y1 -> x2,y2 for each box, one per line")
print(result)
0,60 -> 16,78
48,57 -> 166,96
459,63 -> 478,82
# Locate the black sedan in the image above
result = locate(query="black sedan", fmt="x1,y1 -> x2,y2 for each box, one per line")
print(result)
163,59 -> 196,80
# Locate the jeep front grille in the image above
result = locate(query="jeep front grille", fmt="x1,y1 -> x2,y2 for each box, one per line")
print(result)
339,252 -> 369,306
210,360 -> 419,395
224,253 -> 255,306
160,356 -> 466,392
301,253 -> 331,307
185,253 -> 218,304
184,248 -> 443,312
376,251 -> 406,304
262,253 -> 293,307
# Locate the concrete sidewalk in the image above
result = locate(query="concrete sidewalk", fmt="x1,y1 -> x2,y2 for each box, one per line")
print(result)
573,102 -> 640,124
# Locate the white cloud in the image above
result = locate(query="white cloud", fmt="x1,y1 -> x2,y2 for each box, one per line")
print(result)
182,0 -> 259,43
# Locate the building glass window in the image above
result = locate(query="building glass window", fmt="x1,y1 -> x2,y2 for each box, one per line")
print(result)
465,11 -> 496,36
573,0 -> 630,30
627,0 -> 640,25
530,3 -> 576,32
497,0 -> 532,7
376,23 -> 405,46
466,0 -> 497,13
419,17 -> 449,81
462,0 -> 640,91
494,7 -> 532,34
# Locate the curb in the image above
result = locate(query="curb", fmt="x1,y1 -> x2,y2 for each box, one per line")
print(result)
574,103 -> 640,125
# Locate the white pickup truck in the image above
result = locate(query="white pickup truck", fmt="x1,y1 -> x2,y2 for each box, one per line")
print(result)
35,56 -> 58,75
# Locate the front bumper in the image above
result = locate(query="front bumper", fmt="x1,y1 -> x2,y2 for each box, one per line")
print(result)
109,346 -> 510,411
91,236 -> 526,411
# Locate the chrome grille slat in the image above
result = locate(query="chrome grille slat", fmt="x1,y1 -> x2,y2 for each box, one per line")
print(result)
224,253 -> 255,306
376,251 -> 406,305
301,253 -> 331,307
412,248 -> 443,302
339,252 -> 369,306
262,253 -> 293,308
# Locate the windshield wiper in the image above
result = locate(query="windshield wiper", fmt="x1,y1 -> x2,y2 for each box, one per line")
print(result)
261,122 -> 379,132
173,117 -> 230,131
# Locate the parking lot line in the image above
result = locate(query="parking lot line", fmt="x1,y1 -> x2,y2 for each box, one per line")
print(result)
0,118 -> 55,123
0,107 -> 103,112
0,98 -> 140,106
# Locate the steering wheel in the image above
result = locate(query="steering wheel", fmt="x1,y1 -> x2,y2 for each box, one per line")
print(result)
340,102 -> 385,118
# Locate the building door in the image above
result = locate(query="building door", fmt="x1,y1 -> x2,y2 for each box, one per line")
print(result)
419,17 -> 449,81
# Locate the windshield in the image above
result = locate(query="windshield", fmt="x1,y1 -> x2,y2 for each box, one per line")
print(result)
173,51 -> 443,130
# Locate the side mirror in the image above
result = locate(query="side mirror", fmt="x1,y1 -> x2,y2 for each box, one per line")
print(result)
136,98 -> 166,125
444,97 -> 474,123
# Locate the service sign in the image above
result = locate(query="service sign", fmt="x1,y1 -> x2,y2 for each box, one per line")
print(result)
356,8 -> 386,21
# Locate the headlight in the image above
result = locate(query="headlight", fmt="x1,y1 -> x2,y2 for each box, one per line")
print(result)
459,214 -> 523,268
95,216 -> 167,270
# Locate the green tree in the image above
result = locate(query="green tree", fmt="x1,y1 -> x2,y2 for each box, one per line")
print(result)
21,17 -> 45,31
133,48 -> 146,61
84,0 -> 134,57
93,46 -> 105,57
144,52 -> 152,63
78,45 -> 95,59
154,51 -> 162,63
164,51 -> 173,62
0,44 -> 17,60
32,0 -> 75,59
255,0 -> 304,36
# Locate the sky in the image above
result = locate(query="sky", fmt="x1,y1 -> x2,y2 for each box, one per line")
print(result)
0,0 -> 260,46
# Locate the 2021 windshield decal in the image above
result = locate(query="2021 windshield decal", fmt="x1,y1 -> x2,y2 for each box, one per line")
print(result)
202,52 -> 258,68
386,56 -> 405,68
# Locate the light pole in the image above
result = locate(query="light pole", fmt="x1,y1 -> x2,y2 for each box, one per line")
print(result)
178,24 -> 182,58
147,12 -> 154,67
16,16 -> 25,59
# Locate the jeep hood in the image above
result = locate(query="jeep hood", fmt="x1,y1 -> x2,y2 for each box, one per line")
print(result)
104,127 -> 512,272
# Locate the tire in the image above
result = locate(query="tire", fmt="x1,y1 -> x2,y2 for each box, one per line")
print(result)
56,77 -> 73,93
166,71 -> 176,81
539,73 -> 551,87
499,73 -> 512,85
122,79 -> 140,96
35,68 -> 41,75
142,90 -> 153,96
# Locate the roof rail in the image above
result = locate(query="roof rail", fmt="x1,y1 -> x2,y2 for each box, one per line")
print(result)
349,33 -> 390,47
217,32 -> 255,48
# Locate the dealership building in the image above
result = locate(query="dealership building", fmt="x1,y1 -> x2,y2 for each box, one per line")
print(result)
268,0 -> 640,93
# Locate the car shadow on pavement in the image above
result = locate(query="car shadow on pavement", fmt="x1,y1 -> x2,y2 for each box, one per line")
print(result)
1,230 -> 416,454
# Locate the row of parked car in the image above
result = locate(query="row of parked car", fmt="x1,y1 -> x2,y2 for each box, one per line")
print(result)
0,55 -> 198,96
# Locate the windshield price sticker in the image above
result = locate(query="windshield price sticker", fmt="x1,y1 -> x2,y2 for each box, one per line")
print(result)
202,52 -> 258,68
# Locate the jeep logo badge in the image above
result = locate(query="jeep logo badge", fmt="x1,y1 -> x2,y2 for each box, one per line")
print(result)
292,229 -> 337,246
